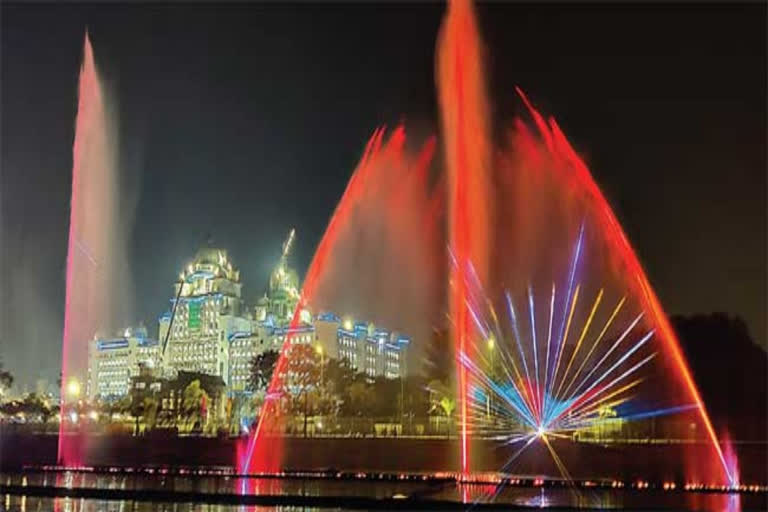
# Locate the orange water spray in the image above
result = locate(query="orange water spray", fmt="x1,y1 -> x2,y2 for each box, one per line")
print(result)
516,88 -> 733,485
437,0 -> 492,476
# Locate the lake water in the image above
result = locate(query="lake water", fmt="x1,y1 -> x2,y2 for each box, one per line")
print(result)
2,471 -> 766,511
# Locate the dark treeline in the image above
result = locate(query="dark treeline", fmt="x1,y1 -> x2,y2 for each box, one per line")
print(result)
673,313 -> 767,440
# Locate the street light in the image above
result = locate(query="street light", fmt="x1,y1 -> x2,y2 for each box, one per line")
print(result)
487,335 -> 496,376
66,378 -> 81,400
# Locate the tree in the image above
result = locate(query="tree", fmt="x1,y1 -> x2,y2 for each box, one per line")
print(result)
401,376 -> 431,417
107,396 -> 132,422
248,350 -> 279,392
424,328 -> 453,383
24,393 -> 53,423
143,396 -> 159,430
370,377 -> 399,417
130,394 -> 145,435
437,396 -> 456,417
280,344 -> 320,437
346,381 -> 375,416
1,393 -> 53,424
0,359 -> 13,394
427,379 -> 456,437
325,357 -> 357,397
324,357 -> 360,418
182,380 -> 209,432
672,313 -> 767,440
0,399 -> 23,417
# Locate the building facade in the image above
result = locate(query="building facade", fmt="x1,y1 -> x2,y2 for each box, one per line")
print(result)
89,233 -> 414,406
86,326 -> 161,401
228,323 -> 315,393
160,246 -> 250,383
315,313 -> 410,380
254,229 -> 302,325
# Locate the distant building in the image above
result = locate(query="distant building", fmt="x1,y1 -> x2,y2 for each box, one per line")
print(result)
255,229 -> 302,324
228,323 -> 315,393
86,326 -> 161,401
227,229 -> 315,394
99,231 -> 413,411
160,245 -> 250,383
314,312 -> 343,359
315,313 -> 410,380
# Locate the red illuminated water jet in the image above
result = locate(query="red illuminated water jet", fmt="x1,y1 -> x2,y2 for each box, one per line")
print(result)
512,88 -> 733,484
238,127 -> 440,474
437,0 -> 492,477
59,34 -> 124,466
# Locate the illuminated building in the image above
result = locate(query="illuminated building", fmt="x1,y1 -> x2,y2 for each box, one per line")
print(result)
86,326 -> 161,401
257,229 -> 302,324
316,313 -> 410,379
228,323 -> 315,392
572,405 -> 625,442
160,245 -> 250,382
314,312 -> 343,359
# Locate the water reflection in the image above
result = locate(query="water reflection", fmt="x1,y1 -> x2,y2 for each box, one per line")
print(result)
1,471 -> 764,511
8,496 -> 336,512
1,492 -> 758,511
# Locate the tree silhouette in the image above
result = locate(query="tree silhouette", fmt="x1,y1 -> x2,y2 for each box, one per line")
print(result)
182,380 -> 209,432
281,343 -> 320,437
0,359 -> 13,393
248,350 -> 279,392
424,327 -> 453,383
673,313 -> 767,440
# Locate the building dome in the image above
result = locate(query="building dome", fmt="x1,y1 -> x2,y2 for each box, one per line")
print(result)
261,229 -> 301,324
181,246 -> 240,284
269,263 -> 299,297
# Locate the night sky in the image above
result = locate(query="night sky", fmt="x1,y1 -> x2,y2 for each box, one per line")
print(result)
1,3 -> 765,389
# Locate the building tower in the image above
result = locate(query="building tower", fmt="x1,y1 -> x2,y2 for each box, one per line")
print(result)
160,244 -> 250,382
265,229 -> 301,323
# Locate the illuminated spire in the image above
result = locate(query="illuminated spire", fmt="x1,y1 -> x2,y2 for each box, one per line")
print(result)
282,228 -> 296,261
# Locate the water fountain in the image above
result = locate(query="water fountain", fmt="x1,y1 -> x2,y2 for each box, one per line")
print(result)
52,0 -> 741,493
58,33 -> 132,466
240,0 -> 735,487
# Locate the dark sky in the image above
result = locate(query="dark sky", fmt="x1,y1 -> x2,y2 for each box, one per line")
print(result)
1,2 -> 765,389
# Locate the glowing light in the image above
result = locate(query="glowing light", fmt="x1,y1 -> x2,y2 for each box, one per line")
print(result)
527,286 -> 540,413
556,288 -> 603,397
561,295 -> 626,399
548,222 -> 584,408
462,263 -> 695,482
66,379 -> 81,399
